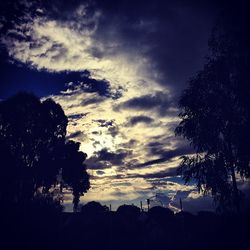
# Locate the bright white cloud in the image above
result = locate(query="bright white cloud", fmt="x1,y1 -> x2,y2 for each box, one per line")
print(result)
1,3 -> 206,212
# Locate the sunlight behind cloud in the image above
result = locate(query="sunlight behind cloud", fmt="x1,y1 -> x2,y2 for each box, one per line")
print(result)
0,2 -> 201,211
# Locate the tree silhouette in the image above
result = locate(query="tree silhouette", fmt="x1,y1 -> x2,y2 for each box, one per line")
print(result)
81,201 -> 109,214
0,92 -> 90,210
175,8 -> 250,212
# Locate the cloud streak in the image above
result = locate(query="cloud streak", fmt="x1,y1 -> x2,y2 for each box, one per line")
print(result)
0,0 -> 218,212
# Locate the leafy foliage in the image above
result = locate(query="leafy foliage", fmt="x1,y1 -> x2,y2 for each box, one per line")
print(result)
0,92 -> 90,210
176,9 -> 250,212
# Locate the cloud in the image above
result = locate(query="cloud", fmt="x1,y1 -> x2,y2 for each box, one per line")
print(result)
67,113 -> 89,120
170,191 -> 214,213
115,91 -> 176,116
0,0 -> 164,99
128,169 -> 178,179
137,145 -> 194,168
96,148 -> 131,166
85,148 -> 131,170
93,119 -> 114,128
81,96 -> 106,106
0,0 -> 219,210
107,125 -> 119,138
66,130 -> 85,140
85,157 -> 108,170
127,115 -> 154,126
62,75 -> 123,99
49,84 -> 188,207
94,0 -> 219,94
96,170 -> 105,175
147,141 -> 167,155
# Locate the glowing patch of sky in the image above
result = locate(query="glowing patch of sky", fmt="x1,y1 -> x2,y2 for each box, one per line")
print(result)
1,2 -> 212,212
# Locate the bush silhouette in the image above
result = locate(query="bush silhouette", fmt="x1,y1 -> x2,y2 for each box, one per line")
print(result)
81,201 -> 108,215
116,204 -> 141,219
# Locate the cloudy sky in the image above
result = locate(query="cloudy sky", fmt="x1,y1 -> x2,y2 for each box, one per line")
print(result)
0,0 -> 225,212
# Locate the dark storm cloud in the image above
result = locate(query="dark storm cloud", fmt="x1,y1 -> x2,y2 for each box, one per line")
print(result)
0,0 -> 98,36
66,130 -> 85,140
127,115 -> 154,126
147,141 -> 167,155
137,145 -> 194,168
107,168 -> 177,180
64,76 -> 123,99
93,0 -> 221,94
97,148 -> 130,166
107,126 -> 119,138
41,0 -> 99,26
92,120 -> 120,138
93,119 -> 114,127
96,170 -> 105,175
85,148 -> 131,169
146,133 -> 194,156
134,169 -> 177,179
0,0 -> 222,99
85,157 -> 108,170
67,113 -> 89,120
115,91 -> 173,116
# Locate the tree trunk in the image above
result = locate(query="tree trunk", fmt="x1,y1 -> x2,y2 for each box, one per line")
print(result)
231,166 -> 240,213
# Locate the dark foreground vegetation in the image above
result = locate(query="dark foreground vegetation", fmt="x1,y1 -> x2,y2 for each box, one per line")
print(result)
1,203 -> 250,250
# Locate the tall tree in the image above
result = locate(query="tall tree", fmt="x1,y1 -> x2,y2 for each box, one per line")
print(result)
0,92 -> 90,210
175,7 -> 250,212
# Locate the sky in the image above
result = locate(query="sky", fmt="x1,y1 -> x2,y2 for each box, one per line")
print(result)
0,0 -> 226,212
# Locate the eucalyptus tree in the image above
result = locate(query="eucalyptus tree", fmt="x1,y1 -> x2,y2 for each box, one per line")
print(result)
176,8 -> 250,212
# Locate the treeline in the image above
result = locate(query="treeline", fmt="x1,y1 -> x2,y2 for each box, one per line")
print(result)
1,202 -> 250,250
